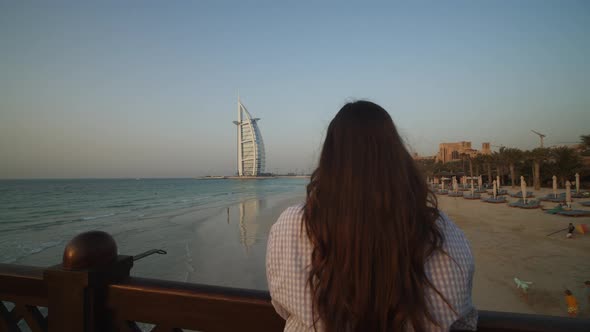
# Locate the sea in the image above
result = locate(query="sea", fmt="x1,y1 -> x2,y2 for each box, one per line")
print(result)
0,178 -> 307,290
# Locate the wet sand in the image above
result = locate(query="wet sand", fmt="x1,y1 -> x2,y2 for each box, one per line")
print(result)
126,192 -> 305,289
438,187 -> 590,318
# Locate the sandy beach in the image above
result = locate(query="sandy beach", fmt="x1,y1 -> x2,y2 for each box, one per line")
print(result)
438,186 -> 590,318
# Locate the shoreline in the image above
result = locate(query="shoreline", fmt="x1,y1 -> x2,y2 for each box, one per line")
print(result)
13,190 -> 306,291
199,175 -> 311,180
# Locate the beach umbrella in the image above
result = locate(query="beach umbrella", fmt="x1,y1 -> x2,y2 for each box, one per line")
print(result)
470,177 -> 475,195
552,175 -> 557,199
520,176 -> 527,204
497,175 -> 501,188
478,175 -> 483,189
575,173 -> 580,193
493,180 -> 497,199
576,224 -> 589,235
566,181 -> 572,207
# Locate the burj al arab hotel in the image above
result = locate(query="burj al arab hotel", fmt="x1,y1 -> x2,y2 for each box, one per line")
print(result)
233,99 -> 266,176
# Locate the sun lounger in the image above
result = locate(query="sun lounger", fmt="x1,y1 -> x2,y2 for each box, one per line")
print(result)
510,191 -> 535,198
555,210 -> 590,217
463,193 -> 481,200
482,197 -> 507,203
488,190 -> 508,196
539,195 -> 566,203
509,200 -> 541,209
543,205 -> 564,214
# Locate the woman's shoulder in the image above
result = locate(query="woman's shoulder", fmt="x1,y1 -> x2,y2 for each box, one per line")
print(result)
436,211 -> 471,248
270,203 -> 305,235
431,211 -> 474,274
427,212 -> 477,331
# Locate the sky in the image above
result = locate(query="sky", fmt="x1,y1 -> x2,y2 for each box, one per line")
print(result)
1,1 -> 589,178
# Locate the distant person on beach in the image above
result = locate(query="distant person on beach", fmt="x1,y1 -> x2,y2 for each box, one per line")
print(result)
567,223 -> 575,239
564,289 -> 578,317
266,101 -> 477,332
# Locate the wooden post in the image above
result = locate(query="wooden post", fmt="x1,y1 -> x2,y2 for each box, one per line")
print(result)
44,231 -> 133,332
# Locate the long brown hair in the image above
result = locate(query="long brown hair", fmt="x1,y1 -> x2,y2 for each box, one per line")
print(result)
304,101 -> 445,332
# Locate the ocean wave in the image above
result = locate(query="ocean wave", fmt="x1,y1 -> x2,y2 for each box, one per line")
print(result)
80,213 -> 115,221
1,240 -> 64,263
27,209 -> 71,217
105,203 -> 133,208
134,205 -> 152,211
29,240 -> 63,254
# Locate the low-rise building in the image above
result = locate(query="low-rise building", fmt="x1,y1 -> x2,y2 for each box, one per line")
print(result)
436,141 -> 491,163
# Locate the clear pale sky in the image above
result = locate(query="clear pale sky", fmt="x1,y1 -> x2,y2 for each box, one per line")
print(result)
1,1 -> 589,178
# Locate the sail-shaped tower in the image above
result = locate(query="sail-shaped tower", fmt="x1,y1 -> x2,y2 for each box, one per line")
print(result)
232,99 -> 265,176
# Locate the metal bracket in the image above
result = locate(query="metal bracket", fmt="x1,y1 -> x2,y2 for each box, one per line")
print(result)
133,249 -> 167,261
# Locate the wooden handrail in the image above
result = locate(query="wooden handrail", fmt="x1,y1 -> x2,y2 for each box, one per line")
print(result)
0,263 -> 48,306
476,311 -> 590,332
107,277 -> 284,331
1,231 -> 590,332
105,276 -> 590,332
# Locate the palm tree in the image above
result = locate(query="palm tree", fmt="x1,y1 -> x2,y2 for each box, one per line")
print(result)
460,153 -> 474,179
416,158 -> 436,179
527,148 -> 550,190
498,147 -> 523,188
581,134 -> 590,156
444,161 -> 462,174
491,152 -> 502,183
550,146 -> 583,187
472,154 -> 486,177
482,154 -> 494,185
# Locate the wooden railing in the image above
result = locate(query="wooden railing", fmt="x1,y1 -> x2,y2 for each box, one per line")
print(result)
0,264 -> 47,332
107,277 -> 284,331
1,231 -> 589,332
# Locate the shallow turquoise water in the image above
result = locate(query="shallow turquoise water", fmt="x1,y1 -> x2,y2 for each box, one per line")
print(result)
0,178 -> 307,266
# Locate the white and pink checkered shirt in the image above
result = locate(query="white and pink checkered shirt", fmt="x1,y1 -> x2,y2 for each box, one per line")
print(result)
266,204 -> 477,331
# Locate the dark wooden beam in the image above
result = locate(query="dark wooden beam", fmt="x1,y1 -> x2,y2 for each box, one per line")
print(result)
107,277 -> 284,332
0,264 -> 47,307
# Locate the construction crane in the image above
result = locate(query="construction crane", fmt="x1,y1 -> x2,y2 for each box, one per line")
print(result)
531,130 -> 546,148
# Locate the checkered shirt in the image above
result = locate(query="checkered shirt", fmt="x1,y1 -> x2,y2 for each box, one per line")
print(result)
266,204 -> 477,331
